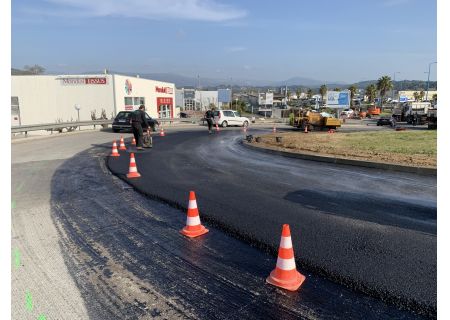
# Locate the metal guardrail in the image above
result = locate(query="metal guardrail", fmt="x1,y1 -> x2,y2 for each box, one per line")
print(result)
11,120 -> 113,134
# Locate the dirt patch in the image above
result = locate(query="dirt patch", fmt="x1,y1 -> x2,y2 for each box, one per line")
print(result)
252,131 -> 437,168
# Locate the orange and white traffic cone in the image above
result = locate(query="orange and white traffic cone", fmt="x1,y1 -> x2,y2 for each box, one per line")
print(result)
180,191 -> 209,238
126,153 -> 141,178
215,123 -> 220,133
243,126 -> 247,133
266,224 -> 306,291
119,136 -> 127,150
110,140 -> 120,157
304,125 -> 308,133
273,126 -> 277,133
160,126 -> 165,137
131,138 -> 136,145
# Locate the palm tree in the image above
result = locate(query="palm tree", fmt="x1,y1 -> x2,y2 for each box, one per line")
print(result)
432,93 -> 437,103
319,85 -> 327,103
365,84 -> 377,103
413,91 -> 420,102
333,87 -> 341,91
307,89 -> 313,99
419,90 -> 425,101
376,76 -> 393,104
348,85 -> 357,107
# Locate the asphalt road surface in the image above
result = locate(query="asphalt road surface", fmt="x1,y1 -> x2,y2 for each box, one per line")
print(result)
11,126 -> 434,319
108,127 -> 436,318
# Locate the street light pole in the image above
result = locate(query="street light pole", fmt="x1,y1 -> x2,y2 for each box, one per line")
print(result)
392,72 -> 400,101
425,61 -> 437,102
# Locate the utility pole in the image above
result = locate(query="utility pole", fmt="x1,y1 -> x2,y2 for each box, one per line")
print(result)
425,62 -> 437,101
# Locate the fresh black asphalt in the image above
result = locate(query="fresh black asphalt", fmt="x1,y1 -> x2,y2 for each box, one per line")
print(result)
107,128 -> 436,317
49,140 -> 427,319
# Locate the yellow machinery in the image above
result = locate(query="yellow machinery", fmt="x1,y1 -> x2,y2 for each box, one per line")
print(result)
292,110 -> 341,131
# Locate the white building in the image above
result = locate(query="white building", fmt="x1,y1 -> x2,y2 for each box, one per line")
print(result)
11,74 -> 177,126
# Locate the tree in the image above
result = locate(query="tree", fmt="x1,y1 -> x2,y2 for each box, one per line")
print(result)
365,84 -> 377,103
319,85 -> 327,103
296,88 -> 302,99
413,91 -> 420,102
419,90 -> 425,101
23,64 -> 45,75
333,87 -> 341,91
432,93 -> 437,103
376,75 -> 393,104
306,89 -> 313,99
348,85 -> 357,107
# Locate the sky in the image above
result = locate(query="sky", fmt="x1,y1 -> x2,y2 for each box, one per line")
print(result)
11,0 -> 437,83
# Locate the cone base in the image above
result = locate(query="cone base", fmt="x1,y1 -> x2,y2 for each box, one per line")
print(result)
127,172 -> 141,178
266,269 -> 306,291
180,225 -> 209,238
119,147 -> 127,150
110,153 -> 120,157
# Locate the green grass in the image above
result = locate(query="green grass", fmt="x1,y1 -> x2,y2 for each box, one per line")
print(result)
340,131 -> 436,156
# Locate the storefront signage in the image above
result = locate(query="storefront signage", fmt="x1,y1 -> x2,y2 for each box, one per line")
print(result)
125,79 -> 133,95
60,77 -> 107,85
157,97 -> 173,105
155,86 -> 173,94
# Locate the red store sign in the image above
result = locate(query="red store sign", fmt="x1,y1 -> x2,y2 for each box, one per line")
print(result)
60,77 -> 107,85
155,86 -> 173,94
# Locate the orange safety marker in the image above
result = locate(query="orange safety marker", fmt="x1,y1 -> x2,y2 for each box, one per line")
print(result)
131,138 -> 136,145
243,126 -> 247,133
126,153 -> 141,178
160,126 -> 166,137
266,224 -> 306,291
110,140 -> 120,157
180,191 -> 209,238
119,136 -> 127,150
273,126 -> 277,133
304,125 -> 308,133
215,123 -> 220,133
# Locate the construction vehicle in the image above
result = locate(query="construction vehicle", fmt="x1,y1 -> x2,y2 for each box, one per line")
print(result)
366,105 -> 381,117
392,102 -> 431,124
292,110 -> 341,131
427,107 -> 437,129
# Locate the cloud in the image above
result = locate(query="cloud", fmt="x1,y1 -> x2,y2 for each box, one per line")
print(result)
36,0 -> 246,21
225,46 -> 246,53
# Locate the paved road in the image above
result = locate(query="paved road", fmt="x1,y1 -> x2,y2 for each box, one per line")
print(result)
108,128 -> 436,317
11,126 -> 430,319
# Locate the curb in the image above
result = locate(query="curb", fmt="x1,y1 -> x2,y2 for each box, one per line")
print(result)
242,141 -> 436,176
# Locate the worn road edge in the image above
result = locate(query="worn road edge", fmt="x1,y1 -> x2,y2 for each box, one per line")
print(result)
242,141 -> 437,176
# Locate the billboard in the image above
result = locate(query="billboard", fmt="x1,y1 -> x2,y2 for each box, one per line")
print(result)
265,93 -> 274,105
326,91 -> 350,108
218,89 -> 231,103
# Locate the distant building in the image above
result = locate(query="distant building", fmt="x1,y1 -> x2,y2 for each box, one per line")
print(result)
398,90 -> 437,101
177,88 -> 219,111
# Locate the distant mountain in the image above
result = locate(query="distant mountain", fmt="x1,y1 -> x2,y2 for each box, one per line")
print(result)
21,69 -> 437,91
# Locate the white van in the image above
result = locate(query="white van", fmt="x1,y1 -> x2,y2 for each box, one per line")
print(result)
213,110 -> 250,128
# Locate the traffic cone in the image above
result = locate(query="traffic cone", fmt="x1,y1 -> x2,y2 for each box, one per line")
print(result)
119,136 -> 127,150
110,140 -> 120,157
243,126 -> 247,133
160,126 -> 165,137
266,224 -> 306,291
126,153 -> 141,178
273,126 -> 277,133
304,125 -> 308,133
131,138 -> 136,145
215,123 -> 220,133
180,191 -> 209,238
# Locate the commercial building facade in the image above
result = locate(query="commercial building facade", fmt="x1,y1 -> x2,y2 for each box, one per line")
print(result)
11,74 -> 177,125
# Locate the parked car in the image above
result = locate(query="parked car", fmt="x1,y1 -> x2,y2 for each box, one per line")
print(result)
213,110 -> 250,128
112,111 -> 159,133
341,109 -> 354,117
